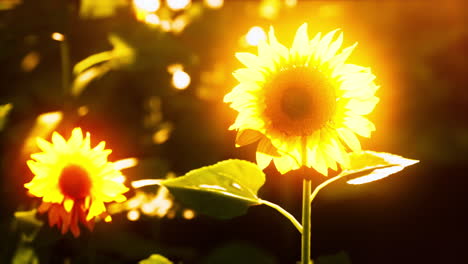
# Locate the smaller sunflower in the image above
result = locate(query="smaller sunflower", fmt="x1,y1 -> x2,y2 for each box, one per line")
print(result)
224,24 -> 379,176
25,128 -> 128,237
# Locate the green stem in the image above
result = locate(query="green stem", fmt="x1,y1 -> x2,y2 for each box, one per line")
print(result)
259,199 -> 302,234
301,137 -> 311,264
302,179 -> 311,264
59,37 -> 70,99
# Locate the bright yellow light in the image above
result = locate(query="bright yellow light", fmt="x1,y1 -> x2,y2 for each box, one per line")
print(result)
204,0 -> 223,9
127,193 -> 145,208
172,70 -> 191,90
160,20 -> 172,32
152,123 -> 173,144
141,202 -> 155,214
259,0 -> 280,20
171,16 -> 188,34
347,166 -> 404,185
245,26 -> 267,46
131,179 -> 162,188
104,215 -> 112,222
134,0 -> 160,12
37,111 -> 63,127
284,0 -> 297,8
167,0 -> 191,11
183,209 -> 195,219
51,32 -> 65,42
167,63 -> 183,73
127,210 -> 140,221
114,158 -> 139,170
145,13 -> 160,26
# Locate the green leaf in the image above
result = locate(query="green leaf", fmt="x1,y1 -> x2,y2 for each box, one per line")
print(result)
160,159 -> 266,219
14,209 -> 43,228
139,254 -> 173,264
73,34 -> 134,76
341,151 -> 419,184
14,209 -> 44,241
12,246 -> 39,264
72,34 -> 135,96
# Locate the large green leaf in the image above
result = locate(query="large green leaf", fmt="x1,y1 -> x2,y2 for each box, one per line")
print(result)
342,151 -> 419,184
160,159 -> 266,219
139,254 -> 173,264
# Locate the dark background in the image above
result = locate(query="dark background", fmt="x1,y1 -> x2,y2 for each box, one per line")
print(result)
1,0 -> 467,263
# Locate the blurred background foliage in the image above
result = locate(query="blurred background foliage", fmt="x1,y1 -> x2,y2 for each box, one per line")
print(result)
1,0 -> 468,263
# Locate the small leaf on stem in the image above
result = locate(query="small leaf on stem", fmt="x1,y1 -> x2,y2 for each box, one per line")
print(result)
342,151 -> 419,184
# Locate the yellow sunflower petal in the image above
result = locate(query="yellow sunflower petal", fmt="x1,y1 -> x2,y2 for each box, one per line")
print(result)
309,146 -> 328,176
316,29 -> 340,63
236,129 -> 263,147
273,153 -> 300,174
325,32 -> 343,61
344,115 -> 375,138
236,52 -> 261,68
233,68 -> 265,83
345,96 -> 379,115
31,152 -> 57,165
64,199 -> 74,212
26,160 -> 46,177
330,43 -> 357,72
36,137 -> 54,152
337,127 -> 361,152
52,132 -> 68,152
87,201 -> 106,220
69,128 -> 83,149
291,23 -> 310,58
268,26 -> 289,60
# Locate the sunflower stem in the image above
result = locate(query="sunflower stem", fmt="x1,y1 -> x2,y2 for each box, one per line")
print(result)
301,136 -> 311,264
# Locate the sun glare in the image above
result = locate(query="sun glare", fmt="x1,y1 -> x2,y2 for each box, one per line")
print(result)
245,26 -> 267,46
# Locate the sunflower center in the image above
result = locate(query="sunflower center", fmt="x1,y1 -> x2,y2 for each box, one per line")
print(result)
264,67 -> 335,136
59,164 -> 92,200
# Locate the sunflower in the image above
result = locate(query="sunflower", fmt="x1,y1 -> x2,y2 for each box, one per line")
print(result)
25,128 -> 129,237
224,24 -> 379,176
